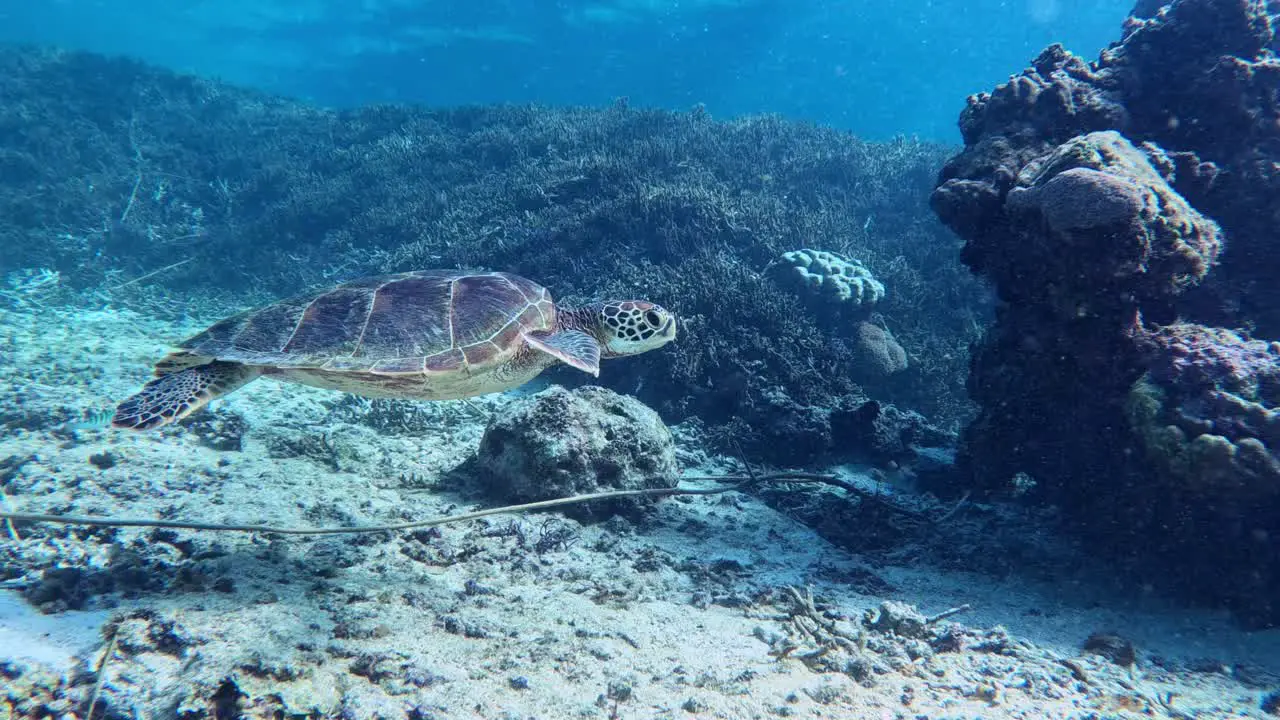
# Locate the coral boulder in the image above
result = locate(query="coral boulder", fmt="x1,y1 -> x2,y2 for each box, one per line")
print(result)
1004,132 -> 1220,304
469,386 -> 679,521
940,130 -> 1222,318
850,322 -> 908,379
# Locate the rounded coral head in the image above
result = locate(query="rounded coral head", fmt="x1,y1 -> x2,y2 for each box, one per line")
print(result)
597,301 -> 677,357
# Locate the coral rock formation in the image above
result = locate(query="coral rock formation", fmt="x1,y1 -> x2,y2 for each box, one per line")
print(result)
1132,323 -> 1280,493
1003,132 -> 1221,305
931,0 -> 1280,624
469,386 -> 678,521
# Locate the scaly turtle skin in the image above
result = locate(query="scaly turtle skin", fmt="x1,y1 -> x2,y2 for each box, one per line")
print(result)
112,270 -> 677,430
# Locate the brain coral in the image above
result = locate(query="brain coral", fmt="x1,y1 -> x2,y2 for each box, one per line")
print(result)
851,321 -> 908,378
771,249 -> 885,312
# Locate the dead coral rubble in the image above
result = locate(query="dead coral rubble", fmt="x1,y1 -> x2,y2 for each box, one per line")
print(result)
749,589 -> 1232,716
931,0 -> 1280,625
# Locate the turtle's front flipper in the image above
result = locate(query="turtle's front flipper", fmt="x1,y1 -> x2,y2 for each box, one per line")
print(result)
112,362 -> 261,430
524,330 -> 601,376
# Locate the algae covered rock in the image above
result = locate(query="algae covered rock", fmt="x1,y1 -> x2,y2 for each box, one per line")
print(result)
1129,323 -> 1280,496
471,386 -> 678,521
1002,131 -> 1221,309
770,249 -> 885,313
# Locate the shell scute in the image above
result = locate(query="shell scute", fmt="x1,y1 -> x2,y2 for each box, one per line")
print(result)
321,356 -> 377,372
424,348 -> 467,374
449,275 -> 523,346
232,297 -> 315,354
281,286 -> 377,355
358,274 -> 456,359
462,341 -> 505,368
371,357 -> 428,375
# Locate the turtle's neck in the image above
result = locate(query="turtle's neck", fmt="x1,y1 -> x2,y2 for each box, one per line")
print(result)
555,304 -> 600,336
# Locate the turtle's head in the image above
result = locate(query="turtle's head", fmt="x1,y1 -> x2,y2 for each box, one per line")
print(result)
594,301 -> 677,358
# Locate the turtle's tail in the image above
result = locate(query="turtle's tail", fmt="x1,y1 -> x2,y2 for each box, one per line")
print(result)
112,362 -> 261,431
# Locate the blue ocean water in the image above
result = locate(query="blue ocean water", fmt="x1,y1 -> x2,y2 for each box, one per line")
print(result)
0,0 -> 1126,141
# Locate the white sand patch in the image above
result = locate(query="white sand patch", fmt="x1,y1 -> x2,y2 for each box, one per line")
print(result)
0,590 -> 108,667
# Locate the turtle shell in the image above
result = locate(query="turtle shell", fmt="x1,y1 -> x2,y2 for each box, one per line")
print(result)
179,270 -> 556,376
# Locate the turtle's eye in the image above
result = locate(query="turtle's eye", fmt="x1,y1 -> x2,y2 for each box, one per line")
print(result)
644,310 -> 662,327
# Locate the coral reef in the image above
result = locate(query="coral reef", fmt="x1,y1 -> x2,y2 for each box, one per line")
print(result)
930,0 -> 1280,623
1122,324 -> 1280,623
464,386 -> 678,521
722,393 -> 954,469
767,251 -> 904,381
1,282 -> 1275,718
0,47 -> 987,462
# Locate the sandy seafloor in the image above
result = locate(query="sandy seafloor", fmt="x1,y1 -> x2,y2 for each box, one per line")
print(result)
1,298 -> 1278,719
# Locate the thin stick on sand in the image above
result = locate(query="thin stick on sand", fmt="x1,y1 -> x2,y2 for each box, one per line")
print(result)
0,490 -> 22,542
0,472 -> 852,537
109,257 -> 195,291
86,625 -> 120,720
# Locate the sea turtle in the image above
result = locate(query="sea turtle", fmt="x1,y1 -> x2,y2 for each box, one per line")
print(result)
112,270 -> 677,430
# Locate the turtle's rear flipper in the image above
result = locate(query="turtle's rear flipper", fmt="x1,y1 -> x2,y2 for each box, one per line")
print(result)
112,362 -> 261,431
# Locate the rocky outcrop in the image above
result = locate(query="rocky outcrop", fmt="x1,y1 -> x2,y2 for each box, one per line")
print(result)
931,0 -> 1280,624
